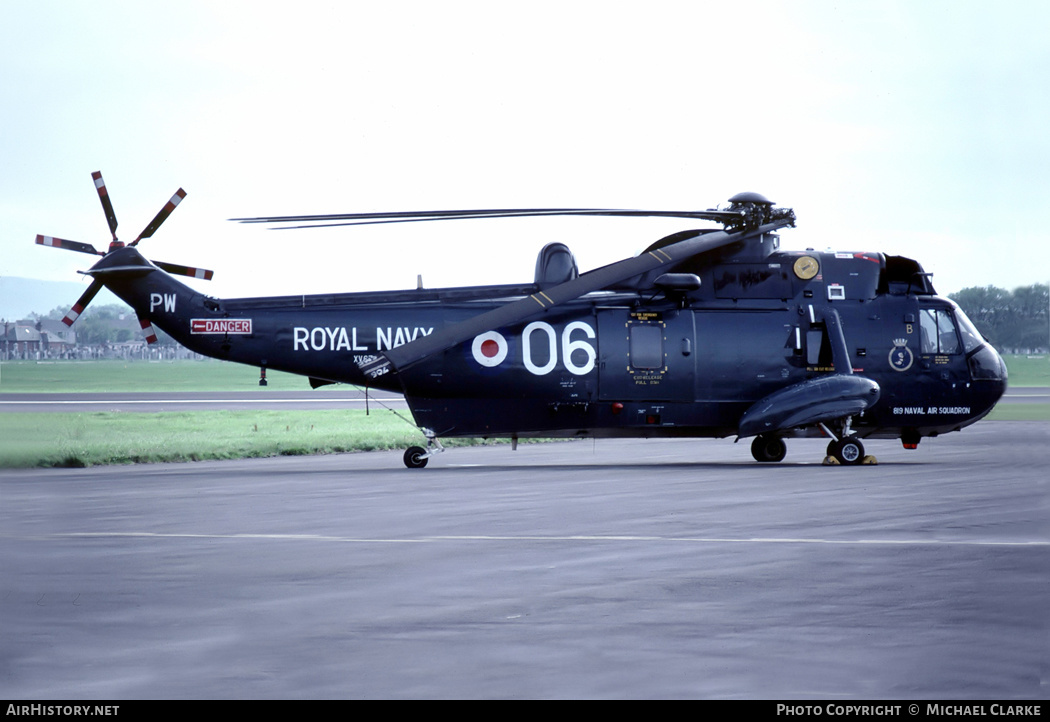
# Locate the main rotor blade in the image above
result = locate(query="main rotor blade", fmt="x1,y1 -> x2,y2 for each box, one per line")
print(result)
92,171 -> 118,240
232,208 -> 603,223
131,188 -> 186,245
61,279 -> 104,326
231,208 -> 746,230
153,260 -> 214,280
35,234 -> 103,256
362,218 -> 792,378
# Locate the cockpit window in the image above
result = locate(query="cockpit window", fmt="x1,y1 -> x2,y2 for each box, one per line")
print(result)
950,303 -> 986,353
919,308 -> 960,355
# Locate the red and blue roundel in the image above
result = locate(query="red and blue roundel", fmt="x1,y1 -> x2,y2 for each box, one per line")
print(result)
472,331 -> 508,367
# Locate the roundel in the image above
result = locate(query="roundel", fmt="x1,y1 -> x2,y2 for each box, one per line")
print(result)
472,331 -> 508,367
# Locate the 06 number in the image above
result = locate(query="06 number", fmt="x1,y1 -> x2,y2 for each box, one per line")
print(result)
521,321 -> 596,376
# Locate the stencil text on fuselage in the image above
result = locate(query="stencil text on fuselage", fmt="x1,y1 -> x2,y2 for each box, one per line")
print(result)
293,326 -> 433,352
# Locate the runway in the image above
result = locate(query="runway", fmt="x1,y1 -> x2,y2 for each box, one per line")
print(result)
1,422 -> 1047,699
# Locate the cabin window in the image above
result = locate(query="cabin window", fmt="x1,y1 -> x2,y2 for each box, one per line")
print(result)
629,324 -> 664,369
919,308 -> 960,355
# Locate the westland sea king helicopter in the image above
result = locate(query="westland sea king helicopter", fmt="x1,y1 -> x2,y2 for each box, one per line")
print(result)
36,172 -> 1007,467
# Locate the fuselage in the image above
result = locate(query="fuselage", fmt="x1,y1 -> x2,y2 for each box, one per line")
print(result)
96,239 -> 1007,444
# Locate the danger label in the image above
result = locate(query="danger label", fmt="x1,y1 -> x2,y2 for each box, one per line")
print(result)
191,318 -> 252,334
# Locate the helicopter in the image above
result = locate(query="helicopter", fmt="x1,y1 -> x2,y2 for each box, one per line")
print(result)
35,172 -> 1008,468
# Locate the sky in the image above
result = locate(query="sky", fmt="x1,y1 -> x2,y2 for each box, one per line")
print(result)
2,0 -> 1049,310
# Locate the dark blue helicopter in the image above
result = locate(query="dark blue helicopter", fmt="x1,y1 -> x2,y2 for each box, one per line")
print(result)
36,173 -> 1007,467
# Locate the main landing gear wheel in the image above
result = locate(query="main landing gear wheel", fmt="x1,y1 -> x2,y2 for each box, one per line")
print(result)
751,435 -> 787,463
827,437 -> 864,465
403,445 -> 429,469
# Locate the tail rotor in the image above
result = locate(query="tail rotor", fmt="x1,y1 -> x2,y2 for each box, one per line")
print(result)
35,171 -> 214,342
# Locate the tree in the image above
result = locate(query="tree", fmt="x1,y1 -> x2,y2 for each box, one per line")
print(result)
950,283 -> 1049,351
71,304 -> 138,346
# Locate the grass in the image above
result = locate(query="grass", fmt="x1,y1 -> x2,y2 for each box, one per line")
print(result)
0,409 -> 508,468
1000,354 -> 1050,387
985,403 -> 1050,422
0,359 -> 540,468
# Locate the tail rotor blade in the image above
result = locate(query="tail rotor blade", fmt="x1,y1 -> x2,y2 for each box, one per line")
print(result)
62,279 -> 104,326
154,260 -> 214,280
92,171 -> 119,240
35,234 -> 102,256
131,189 -> 186,245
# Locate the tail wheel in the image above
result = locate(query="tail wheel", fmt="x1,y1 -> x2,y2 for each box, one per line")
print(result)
403,446 -> 429,469
827,437 -> 864,465
751,435 -> 787,463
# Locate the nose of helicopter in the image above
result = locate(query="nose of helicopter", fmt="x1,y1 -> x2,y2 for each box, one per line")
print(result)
967,343 -> 1008,417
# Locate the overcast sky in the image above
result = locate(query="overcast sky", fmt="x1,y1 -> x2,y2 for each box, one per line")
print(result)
3,0 -> 1049,306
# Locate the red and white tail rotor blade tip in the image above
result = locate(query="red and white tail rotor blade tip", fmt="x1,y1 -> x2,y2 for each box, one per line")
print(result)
35,234 -> 102,256
138,316 -> 159,345
62,279 -> 104,326
154,260 -> 214,280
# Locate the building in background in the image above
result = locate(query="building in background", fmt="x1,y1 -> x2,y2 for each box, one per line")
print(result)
1,319 -> 76,359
